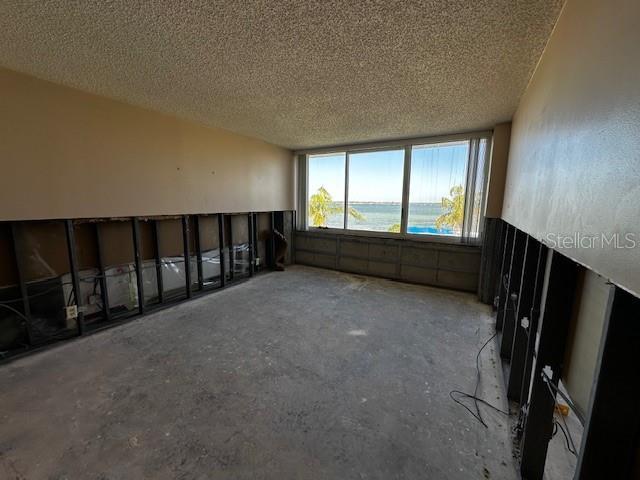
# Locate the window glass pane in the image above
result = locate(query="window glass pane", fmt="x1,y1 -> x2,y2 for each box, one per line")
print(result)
408,141 -> 469,236
347,149 -> 404,232
468,139 -> 489,238
308,153 -> 346,228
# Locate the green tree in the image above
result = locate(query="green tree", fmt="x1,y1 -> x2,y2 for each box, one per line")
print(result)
388,223 -> 401,233
309,186 -> 364,227
435,185 -> 465,233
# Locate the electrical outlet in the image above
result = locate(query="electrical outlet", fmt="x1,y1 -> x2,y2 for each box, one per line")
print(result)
255,257 -> 261,266
65,305 -> 78,320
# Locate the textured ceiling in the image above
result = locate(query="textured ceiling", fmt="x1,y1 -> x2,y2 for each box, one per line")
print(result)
0,1 -> 563,150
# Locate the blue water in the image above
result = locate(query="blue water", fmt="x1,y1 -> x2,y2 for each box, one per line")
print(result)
407,225 -> 453,235
321,202 -> 456,235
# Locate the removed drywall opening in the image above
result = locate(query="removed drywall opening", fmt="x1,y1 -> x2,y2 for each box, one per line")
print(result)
98,220 -> 139,322
156,217 -> 191,302
230,214 -> 251,279
256,213 -> 271,271
13,221 -> 77,344
197,215 -> 222,289
0,210 -> 290,362
0,223 -> 27,357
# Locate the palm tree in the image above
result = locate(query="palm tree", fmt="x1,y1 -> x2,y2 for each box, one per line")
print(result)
309,186 -> 364,227
435,185 -> 465,233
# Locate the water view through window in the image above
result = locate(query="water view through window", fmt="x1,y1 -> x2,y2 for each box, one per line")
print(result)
307,139 -> 475,237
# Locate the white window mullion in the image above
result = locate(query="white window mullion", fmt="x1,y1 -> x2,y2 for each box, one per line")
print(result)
400,146 -> 411,235
343,152 -> 350,230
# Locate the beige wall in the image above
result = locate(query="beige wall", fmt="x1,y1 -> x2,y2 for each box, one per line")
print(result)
485,122 -> 511,218
0,67 -> 294,221
502,0 -> 640,296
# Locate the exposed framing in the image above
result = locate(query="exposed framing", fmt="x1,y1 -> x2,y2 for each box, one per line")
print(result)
0,211 -> 291,364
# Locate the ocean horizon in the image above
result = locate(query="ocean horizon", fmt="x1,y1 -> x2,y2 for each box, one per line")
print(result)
319,201 -> 455,235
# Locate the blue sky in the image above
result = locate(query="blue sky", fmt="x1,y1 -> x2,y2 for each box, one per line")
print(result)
308,141 -> 469,203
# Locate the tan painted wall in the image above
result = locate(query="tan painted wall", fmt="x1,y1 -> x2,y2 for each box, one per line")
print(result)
502,0 -> 640,296
485,122 -> 511,219
0,68 -> 294,221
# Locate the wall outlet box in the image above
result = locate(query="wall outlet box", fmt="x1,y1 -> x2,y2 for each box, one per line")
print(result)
65,305 -> 78,320
255,257 -> 261,266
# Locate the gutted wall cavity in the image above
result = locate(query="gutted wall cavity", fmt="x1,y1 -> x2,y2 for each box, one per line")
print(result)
0,211 -> 293,361
563,269 -> 610,416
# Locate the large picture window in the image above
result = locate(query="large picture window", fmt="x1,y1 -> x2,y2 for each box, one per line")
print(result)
408,141 -> 469,236
307,153 -> 346,229
347,149 -> 405,232
302,133 -> 491,242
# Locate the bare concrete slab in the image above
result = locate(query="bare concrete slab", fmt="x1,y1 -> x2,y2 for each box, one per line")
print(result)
0,266 -> 517,479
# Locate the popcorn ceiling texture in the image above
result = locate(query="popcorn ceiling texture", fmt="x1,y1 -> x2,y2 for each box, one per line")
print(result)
0,1 -> 563,149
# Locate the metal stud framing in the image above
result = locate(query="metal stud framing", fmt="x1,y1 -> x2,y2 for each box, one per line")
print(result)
152,220 -> 164,304
0,211 -> 289,364
496,224 -> 514,330
574,286 -> 640,479
519,250 -> 579,480
131,218 -> 145,315
94,222 -> 112,322
506,238 -> 544,401
182,215 -> 192,298
248,213 -> 255,277
10,222 -> 33,345
64,219 -> 85,335
500,229 -> 527,359
194,216 -> 204,290
217,213 -> 226,288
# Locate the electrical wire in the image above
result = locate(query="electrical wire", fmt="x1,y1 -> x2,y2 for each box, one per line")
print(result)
449,332 -> 510,428
542,370 -> 585,425
542,371 -> 579,457
0,303 -> 30,323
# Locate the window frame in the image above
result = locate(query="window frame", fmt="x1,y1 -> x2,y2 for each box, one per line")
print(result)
297,131 -> 492,244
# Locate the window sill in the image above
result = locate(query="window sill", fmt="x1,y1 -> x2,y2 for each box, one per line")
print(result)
301,227 -> 481,247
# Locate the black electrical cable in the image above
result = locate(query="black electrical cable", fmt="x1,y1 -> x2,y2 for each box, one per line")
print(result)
542,370 -> 585,425
542,372 -> 579,457
449,332 -> 509,428
554,418 -> 578,457
0,303 -> 30,323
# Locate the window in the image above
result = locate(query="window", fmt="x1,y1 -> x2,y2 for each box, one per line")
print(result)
302,133 -> 490,242
347,149 -> 404,232
408,141 -> 469,236
308,153 -> 345,228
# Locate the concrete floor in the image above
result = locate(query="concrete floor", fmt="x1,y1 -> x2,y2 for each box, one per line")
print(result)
0,266 -> 517,480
